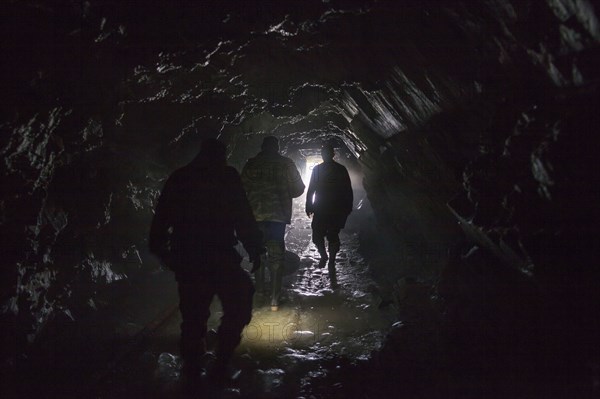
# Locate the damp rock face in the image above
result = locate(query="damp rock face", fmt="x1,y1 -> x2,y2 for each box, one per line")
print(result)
1,0 -> 599,387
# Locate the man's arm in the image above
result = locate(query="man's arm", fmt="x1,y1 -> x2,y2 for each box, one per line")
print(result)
305,166 -> 317,216
229,168 -> 263,264
149,176 -> 175,261
286,161 -> 305,198
342,166 -> 353,215
240,161 -> 253,194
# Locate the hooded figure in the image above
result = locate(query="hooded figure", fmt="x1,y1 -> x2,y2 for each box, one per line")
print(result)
149,138 -> 262,385
305,143 -> 353,287
241,136 -> 305,311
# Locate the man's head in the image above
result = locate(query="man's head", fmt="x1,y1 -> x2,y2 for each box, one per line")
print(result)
197,138 -> 227,166
321,143 -> 335,162
261,136 -> 280,153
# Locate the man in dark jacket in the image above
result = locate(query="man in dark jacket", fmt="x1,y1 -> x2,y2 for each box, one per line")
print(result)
306,143 -> 353,287
149,138 -> 262,382
241,136 -> 305,311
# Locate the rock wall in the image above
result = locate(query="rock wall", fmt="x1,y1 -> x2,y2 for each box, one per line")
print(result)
1,0 -> 599,376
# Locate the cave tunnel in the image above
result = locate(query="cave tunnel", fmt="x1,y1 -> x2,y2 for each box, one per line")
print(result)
2,1 -> 600,398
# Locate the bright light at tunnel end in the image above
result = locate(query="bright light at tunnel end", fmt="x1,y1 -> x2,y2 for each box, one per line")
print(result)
304,155 -> 322,184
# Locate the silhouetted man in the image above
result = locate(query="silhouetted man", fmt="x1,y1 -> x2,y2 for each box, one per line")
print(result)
306,143 -> 353,287
241,136 -> 305,311
149,138 -> 262,384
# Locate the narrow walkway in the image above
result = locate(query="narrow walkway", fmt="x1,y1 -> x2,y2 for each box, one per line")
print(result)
98,198 -> 394,398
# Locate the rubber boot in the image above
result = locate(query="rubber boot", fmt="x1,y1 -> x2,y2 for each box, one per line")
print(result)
210,329 -> 238,388
270,266 -> 283,311
316,243 -> 328,268
328,255 -> 338,288
180,333 -> 207,370
208,356 -> 229,389
266,241 -> 285,311
328,241 -> 340,288
254,254 -> 267,295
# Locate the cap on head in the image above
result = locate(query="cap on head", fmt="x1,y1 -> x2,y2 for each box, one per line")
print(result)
321,143 -> 335,160
261,136 -> 279,152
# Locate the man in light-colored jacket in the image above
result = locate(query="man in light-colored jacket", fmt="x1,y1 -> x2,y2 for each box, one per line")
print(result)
242,136 -> 305,311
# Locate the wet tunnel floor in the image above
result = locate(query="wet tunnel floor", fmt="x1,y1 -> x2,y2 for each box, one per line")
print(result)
98,202 -> 395,398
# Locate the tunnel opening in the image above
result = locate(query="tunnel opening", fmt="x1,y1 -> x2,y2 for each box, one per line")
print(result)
302,153 -> 320,184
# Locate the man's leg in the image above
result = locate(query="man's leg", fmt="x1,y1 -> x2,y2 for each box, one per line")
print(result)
266,239 -> 285,311
311,215 -> 328,268
255,222 -> 268,294
326,228 -> 341,287
176,274 -> 214,370
262,222 -> 286,311
212,266 -> 254,384
254,253 -> 266,295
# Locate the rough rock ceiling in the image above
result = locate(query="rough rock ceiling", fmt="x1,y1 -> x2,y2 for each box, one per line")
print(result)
1,0 -> 599,353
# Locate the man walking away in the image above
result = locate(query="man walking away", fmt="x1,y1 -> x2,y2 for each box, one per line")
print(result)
241,136 -> 305,311
149,138 -> 263,386
306,143 -> 353,287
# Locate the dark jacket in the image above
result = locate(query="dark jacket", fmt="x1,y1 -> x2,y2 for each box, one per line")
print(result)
306,160 -> 353,226
149,156 -> 262,269
241,149 -> 305,224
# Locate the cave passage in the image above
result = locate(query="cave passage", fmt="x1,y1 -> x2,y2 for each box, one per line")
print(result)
2,1 -> 600,398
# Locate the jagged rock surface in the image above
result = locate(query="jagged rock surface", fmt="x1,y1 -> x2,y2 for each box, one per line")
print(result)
1,1 -> 599,393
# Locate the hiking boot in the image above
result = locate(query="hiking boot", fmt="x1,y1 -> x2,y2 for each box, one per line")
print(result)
328,260 -> 338,288
316,252 -> 328,268
329,273 -> 338,288
207,360 -> 230,389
